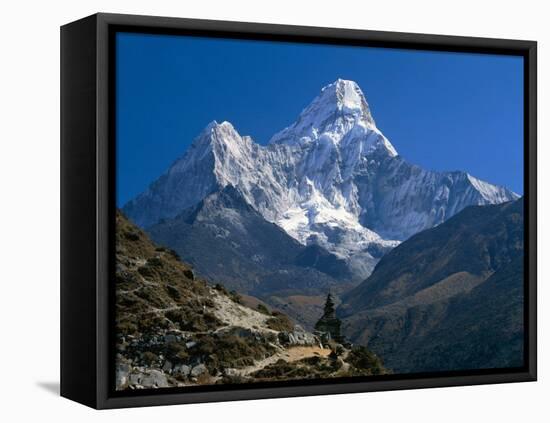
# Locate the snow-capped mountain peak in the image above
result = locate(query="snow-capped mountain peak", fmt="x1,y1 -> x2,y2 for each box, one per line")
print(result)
123,79 -> 518,280
466,173 -> 518,203
269,79 -> 397,158
183,120 -> 258,189
327,78 -> 374,119
192,120 -> 250,151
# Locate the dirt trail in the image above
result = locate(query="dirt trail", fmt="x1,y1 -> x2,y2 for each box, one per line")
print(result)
233,345 -> 330,377
282,346 -> 330,361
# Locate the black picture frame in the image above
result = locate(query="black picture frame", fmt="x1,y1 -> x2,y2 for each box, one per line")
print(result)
61,12 -> 537,409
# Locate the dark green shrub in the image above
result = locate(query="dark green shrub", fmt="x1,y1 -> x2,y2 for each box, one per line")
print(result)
266,314 -> 294,332
142,351 -> 158,366
138,313 -> 167,333
124,231 -> 140,241
134,287 -> 164,308
218,375 -> 249,384
165,342 -> 189,363
165,308 -> 219,332
168,249 -> 180,260
347,346 -> 385,375
183,269 -> 195,280
137,265 -> 156,278
194,332 -> 273,372
147,257 -> 163,267
229,290 -> 242,304
166,285 -> 180,300
203,312 -> 219,326
117,320 -> 138,335
117,293 -> 138,307
256,304 -> 270,315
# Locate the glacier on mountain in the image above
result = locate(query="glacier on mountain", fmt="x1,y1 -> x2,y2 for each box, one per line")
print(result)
123,79 -> 518,279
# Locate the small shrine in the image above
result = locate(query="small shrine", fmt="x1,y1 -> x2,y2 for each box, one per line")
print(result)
314,293 -> 343,343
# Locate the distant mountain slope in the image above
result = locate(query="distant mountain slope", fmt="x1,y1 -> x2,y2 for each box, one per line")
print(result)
147,185 -> 350,290
123,79 -> 517,280
340,199 -> 524,373
115,210 -> 387,390
145,186 -> 352,328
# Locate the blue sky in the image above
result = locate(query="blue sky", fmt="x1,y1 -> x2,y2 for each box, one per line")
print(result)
116,32 -> 524,206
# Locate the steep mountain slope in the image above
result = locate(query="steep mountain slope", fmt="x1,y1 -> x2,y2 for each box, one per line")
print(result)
340,199 -> 524,373
145,185 -> 352,328
123,79 -> 517,280
351,156 -> 517,241
115,210 -> 387,390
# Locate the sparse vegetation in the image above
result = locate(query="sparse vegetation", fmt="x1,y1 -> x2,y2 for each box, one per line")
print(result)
165,308 -> 220,332
193,330 -> 276,373
183,269 -> 194,280
256,304 -> 270,315
115,210 -> 388,391
252,355 -> 341,381
142,351 -> 158,366
165,285 -> 181,300
345,346 -> 386,376
229,290 -> 242,304
214,283 -> 228,294
116,319 -> 138,336
165,342 -> 189,363
146,256 -> 163,267
137,312 -> 169,333
124,230 -> 140,241
266,313 -> 294,332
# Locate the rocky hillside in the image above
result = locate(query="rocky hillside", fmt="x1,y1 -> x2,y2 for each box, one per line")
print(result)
115,211 -> 387,390
146,185 -> 355,330
339,199 -> 524,373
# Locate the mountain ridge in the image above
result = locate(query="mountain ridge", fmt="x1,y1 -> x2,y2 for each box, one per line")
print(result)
147,186 -> 354,329
339,198 -> 524,373
123,79 -> 518,280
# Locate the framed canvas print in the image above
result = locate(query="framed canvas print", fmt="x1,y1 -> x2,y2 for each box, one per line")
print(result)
60,13 -> 537,409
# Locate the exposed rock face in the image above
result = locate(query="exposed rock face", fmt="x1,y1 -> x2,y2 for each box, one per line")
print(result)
279,326 -> 318,346
173,365 -> 191,377
147,186 -> 349,292
190,364 -> 208,378
146,185 -> 355,329
119,364 -> 170,389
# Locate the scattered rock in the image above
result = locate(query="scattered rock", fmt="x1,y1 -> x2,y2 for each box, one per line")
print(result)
279,325 -> 318,346
128,372 -> 142,385
115,362 -> 131,387
162,360 -> 173,372
140,370 -> 169,388
173,364 -> 191,376
190,364 -> 207,377
223,368 -> 239,377
164,334 -> 177,343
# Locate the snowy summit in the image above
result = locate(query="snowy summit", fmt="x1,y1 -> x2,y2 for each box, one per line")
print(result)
270,79 -> 397,156
123,79 -> 518,279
